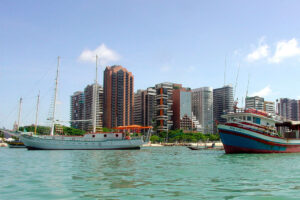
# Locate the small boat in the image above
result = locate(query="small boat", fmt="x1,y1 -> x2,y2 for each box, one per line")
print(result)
6,137 -> 26,148
218,108 -> 300,154
187,142 -> 222,150
187,146 -> 201,150
6,141 -> 26,148
1,131 -> 26,148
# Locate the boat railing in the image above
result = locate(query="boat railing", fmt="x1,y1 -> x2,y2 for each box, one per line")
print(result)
34,135 -> 143,142
229,119 -> 278,136
224,108 -> 276,119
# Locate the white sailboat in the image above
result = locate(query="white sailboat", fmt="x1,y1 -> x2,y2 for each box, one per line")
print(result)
20,56 -> 152,150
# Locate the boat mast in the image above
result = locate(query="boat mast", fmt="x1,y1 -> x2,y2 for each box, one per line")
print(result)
34,91 -> 40,135
224,56 -> 227,86
246,73 -> 250,98
17,97 -> 22,131
93,55 -> 98,133
50,56 -> 60,136
234,63 -> 240,100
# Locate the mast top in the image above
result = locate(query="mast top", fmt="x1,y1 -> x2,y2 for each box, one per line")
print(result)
50,56 -> 60,136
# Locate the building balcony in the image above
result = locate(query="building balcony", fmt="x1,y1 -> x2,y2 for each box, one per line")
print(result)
167,121 -> 173,125
156,116 -> 167,120
157,126 -> 168,131
167,110 -> 173,114
156,94 -> 168,99
156,105 -> 168,109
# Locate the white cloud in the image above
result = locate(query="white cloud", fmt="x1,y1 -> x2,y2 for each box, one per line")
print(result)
78,44 -> 120,65
160,65 -> 171,72
268,38 -> 300,63
246,38 -> 269,62
251,85 -> 272,97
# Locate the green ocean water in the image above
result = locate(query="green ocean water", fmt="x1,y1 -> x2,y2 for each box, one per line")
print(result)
1,147 -> 300,200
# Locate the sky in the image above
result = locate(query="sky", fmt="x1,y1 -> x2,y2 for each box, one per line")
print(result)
1,0 -> 300,129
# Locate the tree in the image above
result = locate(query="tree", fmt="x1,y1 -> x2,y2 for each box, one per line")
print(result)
102,127 -> 111,132
150,135 -> 161,143
19,125 -> 85,136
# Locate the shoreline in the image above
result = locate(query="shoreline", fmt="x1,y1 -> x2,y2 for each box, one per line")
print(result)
143,142 -> 223,148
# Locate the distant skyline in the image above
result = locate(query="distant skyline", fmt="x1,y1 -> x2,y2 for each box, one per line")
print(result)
2,0 -> 300,129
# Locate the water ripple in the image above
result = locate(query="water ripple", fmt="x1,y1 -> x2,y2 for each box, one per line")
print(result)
1,147 -> 300,199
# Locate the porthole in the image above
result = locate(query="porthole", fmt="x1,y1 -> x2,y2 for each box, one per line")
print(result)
92,135 -> 95,138
104,134 -> 107,137
115,134 -> 119,137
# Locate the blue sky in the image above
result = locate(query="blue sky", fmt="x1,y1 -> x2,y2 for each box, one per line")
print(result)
1,0 -> 300,129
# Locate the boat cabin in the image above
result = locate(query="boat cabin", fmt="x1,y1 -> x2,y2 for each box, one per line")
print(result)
223,109 -> 277,129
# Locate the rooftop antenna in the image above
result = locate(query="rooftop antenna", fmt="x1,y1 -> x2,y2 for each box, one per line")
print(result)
50,56 -> 60,136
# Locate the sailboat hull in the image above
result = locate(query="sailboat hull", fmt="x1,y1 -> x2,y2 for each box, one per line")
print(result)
26,146 -> 140,150
20,134 -> 145,150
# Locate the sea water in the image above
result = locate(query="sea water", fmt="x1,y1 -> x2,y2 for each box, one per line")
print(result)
1,147 -> 300,200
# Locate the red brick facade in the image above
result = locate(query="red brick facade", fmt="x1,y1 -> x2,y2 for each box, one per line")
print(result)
103,65 -> 134,128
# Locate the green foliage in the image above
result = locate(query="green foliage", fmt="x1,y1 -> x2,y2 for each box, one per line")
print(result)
151,129 -> 220,143
19,125 -> 85,136
102,127 -> 113,132
207,133 -> 220,141
150,135 -> 161,143
19,125 -> 50,135
62,126 -> 85,136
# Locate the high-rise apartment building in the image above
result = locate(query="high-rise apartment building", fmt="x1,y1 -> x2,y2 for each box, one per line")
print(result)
103,65 -> 134,128
278,98 -> 298,121
192,87 -> 213,134
172,88 -> 197,131
83,84 -> 104,132
264,101 -> 275,114
297,100 -> 300,121
70,91 -> 84,130
155,82 -> 174,132
213,85 -> 234,133
134,90 -> 143,126
245,96 -> 275,115
245,96 -> 264,111
133,87 -> 156,127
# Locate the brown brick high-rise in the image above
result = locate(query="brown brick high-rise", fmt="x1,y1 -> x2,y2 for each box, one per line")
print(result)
103,65 -> 134,128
